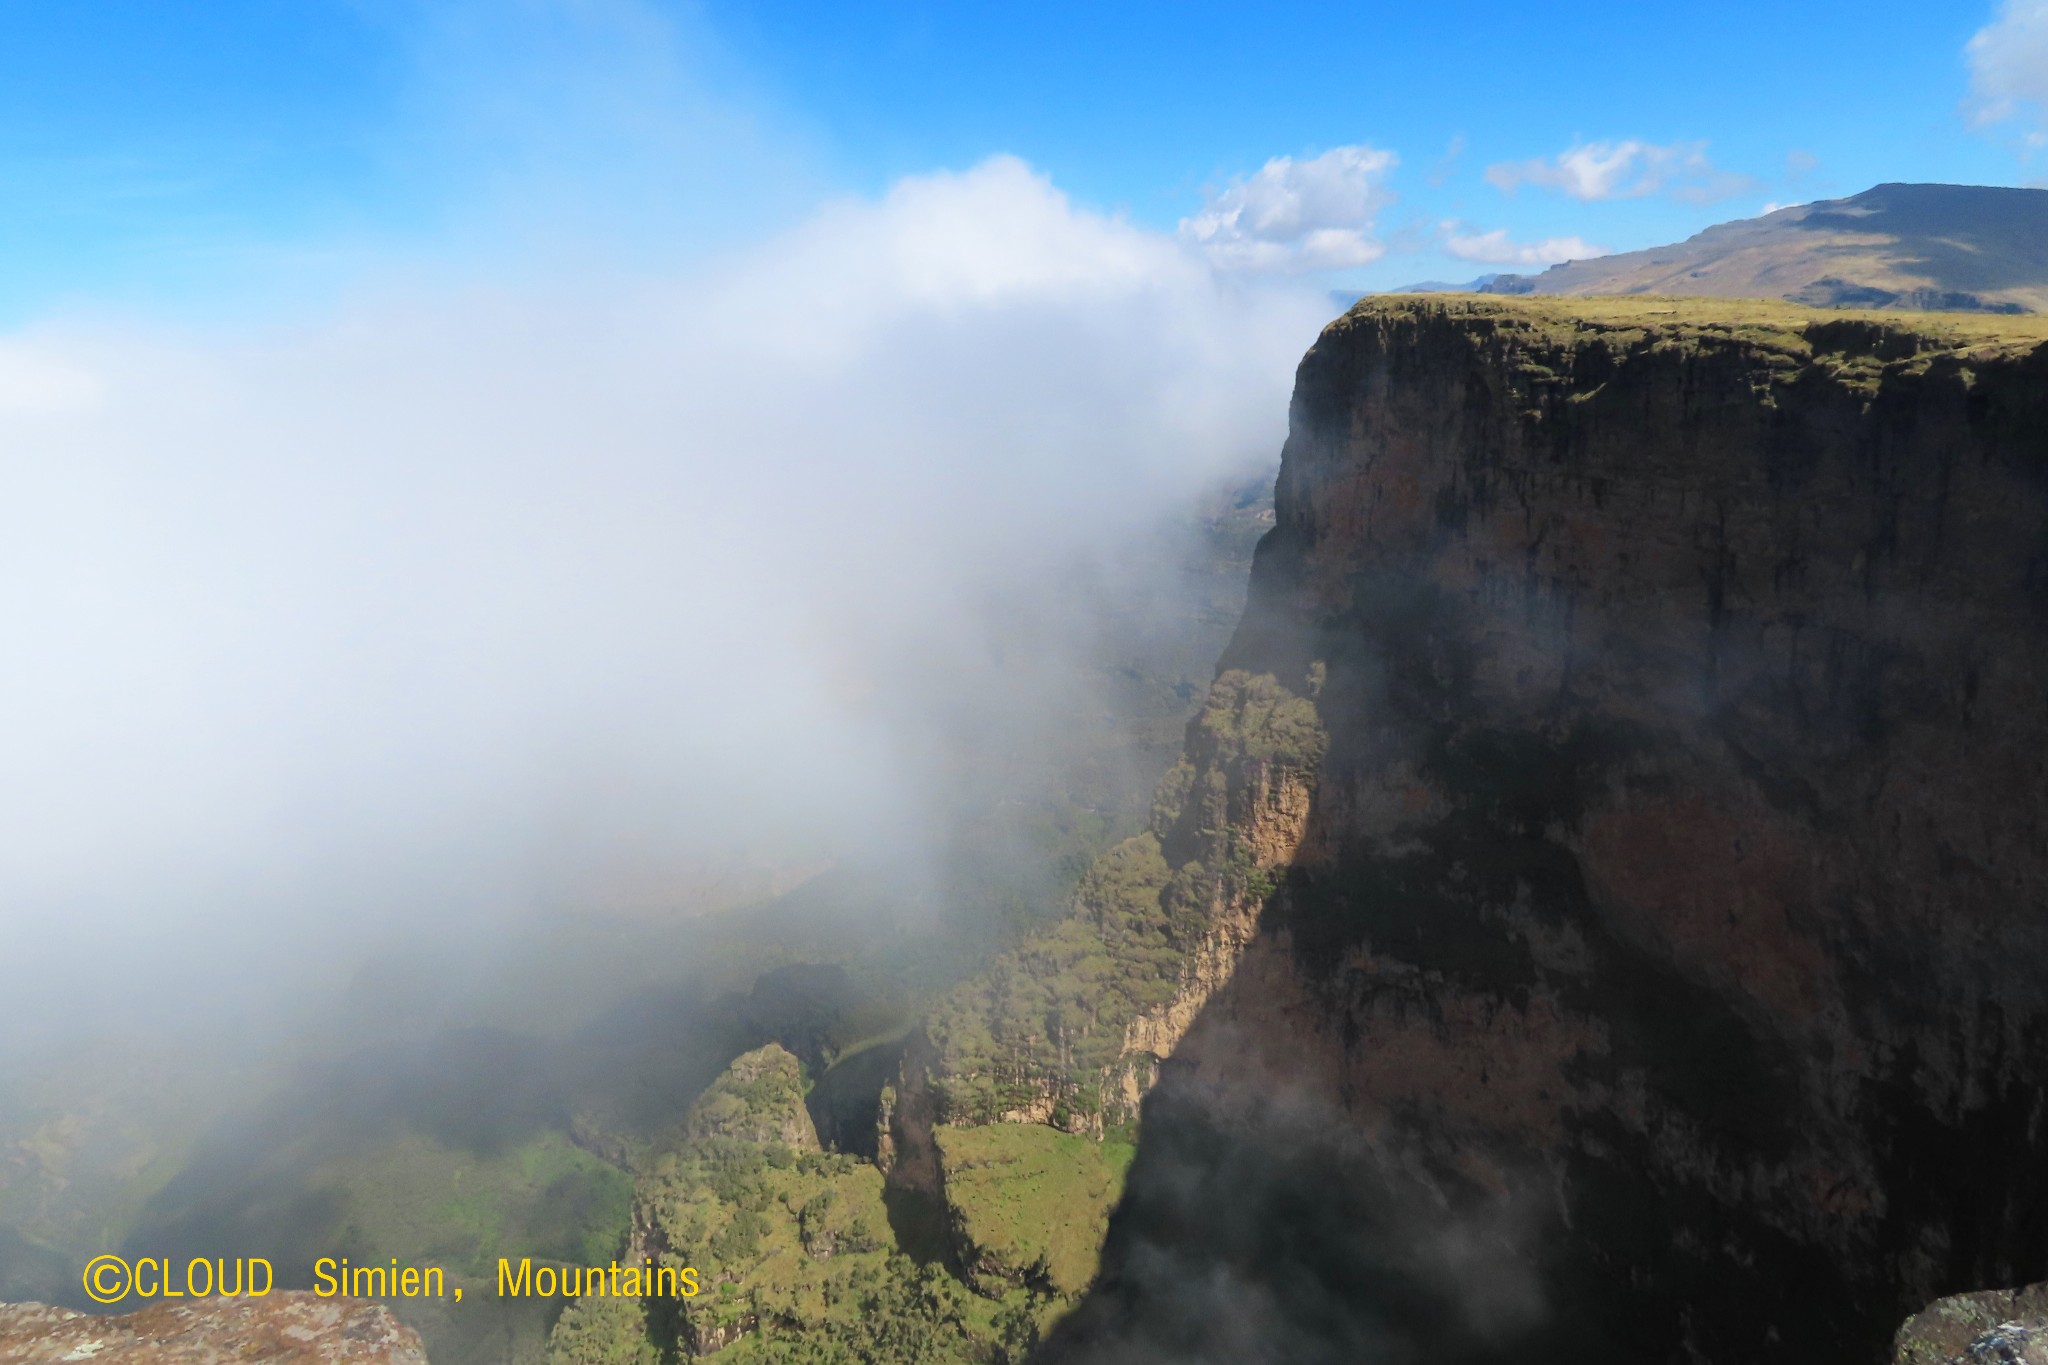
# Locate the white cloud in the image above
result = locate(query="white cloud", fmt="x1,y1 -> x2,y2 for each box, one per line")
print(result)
1440,223 -> 1608,267
1967,0 -> 2048,141
0,345 -> 102,414
1179,146 -> 1398,272
1485,139 -> 1751,204
0,155 -> 1332,1018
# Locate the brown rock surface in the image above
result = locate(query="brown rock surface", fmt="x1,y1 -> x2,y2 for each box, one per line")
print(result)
1895,1283 -> 2048,1364
0,1293 -> 426,1364
1040,297 -> 2048,1365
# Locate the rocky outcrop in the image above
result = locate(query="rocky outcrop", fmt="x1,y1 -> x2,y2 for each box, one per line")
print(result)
680,1044 -> 819,1150
1040,297 -> 2048,1365
1896,1283 -> 2048,1364
912,668 -> 1325,1140
1112,676 -> 1323,1091
0,1293 -> 426,1364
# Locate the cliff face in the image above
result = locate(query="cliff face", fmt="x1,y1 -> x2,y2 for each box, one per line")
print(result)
1040,297 -> 2048,1365
914,664 -> 1323,1140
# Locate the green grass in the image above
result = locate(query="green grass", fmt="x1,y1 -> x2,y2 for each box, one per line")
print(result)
1335,292 -> 2048,355
934,1123 -> 1131,1297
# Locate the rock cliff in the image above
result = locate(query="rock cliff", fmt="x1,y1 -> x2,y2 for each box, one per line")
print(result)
1038,296 -> 2048,1365
913,660 -> 1323,1140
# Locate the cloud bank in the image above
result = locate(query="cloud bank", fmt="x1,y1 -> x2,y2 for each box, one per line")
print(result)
1178,146 -> 1398,272
0,154 -> 1330,1024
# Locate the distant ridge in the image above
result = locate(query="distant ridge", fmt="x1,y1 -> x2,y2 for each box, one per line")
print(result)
1396,184 -> 2048,313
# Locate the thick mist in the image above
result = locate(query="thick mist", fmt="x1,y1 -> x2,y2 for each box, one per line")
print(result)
0,17 -> 1334,1333
0,154 -> 1327,1038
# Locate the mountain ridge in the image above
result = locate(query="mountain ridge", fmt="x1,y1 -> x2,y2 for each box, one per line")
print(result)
1401,183 -> 2048,313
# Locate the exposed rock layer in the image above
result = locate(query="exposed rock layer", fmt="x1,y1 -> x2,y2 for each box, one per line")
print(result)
1040,297 -> 2048,1365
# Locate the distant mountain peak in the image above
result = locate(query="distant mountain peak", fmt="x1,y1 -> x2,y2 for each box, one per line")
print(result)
1393,183 -> 2048,313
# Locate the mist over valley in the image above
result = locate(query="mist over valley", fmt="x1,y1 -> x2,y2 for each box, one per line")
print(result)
8,5 -> 2048,1364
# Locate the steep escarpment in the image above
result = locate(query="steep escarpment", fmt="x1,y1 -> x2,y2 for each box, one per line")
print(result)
1040,297 -> 2048,1365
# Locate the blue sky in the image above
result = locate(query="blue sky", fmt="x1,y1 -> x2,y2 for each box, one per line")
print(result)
0,0 -> 2041,321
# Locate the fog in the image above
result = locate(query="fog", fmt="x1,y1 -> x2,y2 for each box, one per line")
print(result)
0,151 -> 1328,1041
0,22 -> 1338,1328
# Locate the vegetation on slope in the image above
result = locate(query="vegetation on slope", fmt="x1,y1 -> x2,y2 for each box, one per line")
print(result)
552,1045 -> 1054,1364
921,667 -> 1324,1131
933,1124 -> 1134,1298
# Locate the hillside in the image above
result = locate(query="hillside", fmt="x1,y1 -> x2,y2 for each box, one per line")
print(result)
1467,183 -> 2048,312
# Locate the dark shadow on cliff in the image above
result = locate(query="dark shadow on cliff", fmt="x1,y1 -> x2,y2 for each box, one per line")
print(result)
1037,299 -> 2048,1365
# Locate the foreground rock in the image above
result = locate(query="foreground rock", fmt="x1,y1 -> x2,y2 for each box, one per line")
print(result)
0,1293 -> 426,1364
1896,1284 -> 2048,1365
1038,297 -> 2048,1364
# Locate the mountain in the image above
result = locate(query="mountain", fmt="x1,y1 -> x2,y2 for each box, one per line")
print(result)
173,292 -> 2044,1365
1025,296 -> 2048,1363
1453,184 -> 2048,313
1384,273 -> 1519,294
30,297 -> 2048,1365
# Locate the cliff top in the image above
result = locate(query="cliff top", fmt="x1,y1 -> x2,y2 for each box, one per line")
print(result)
1338,292 -> 2048,361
